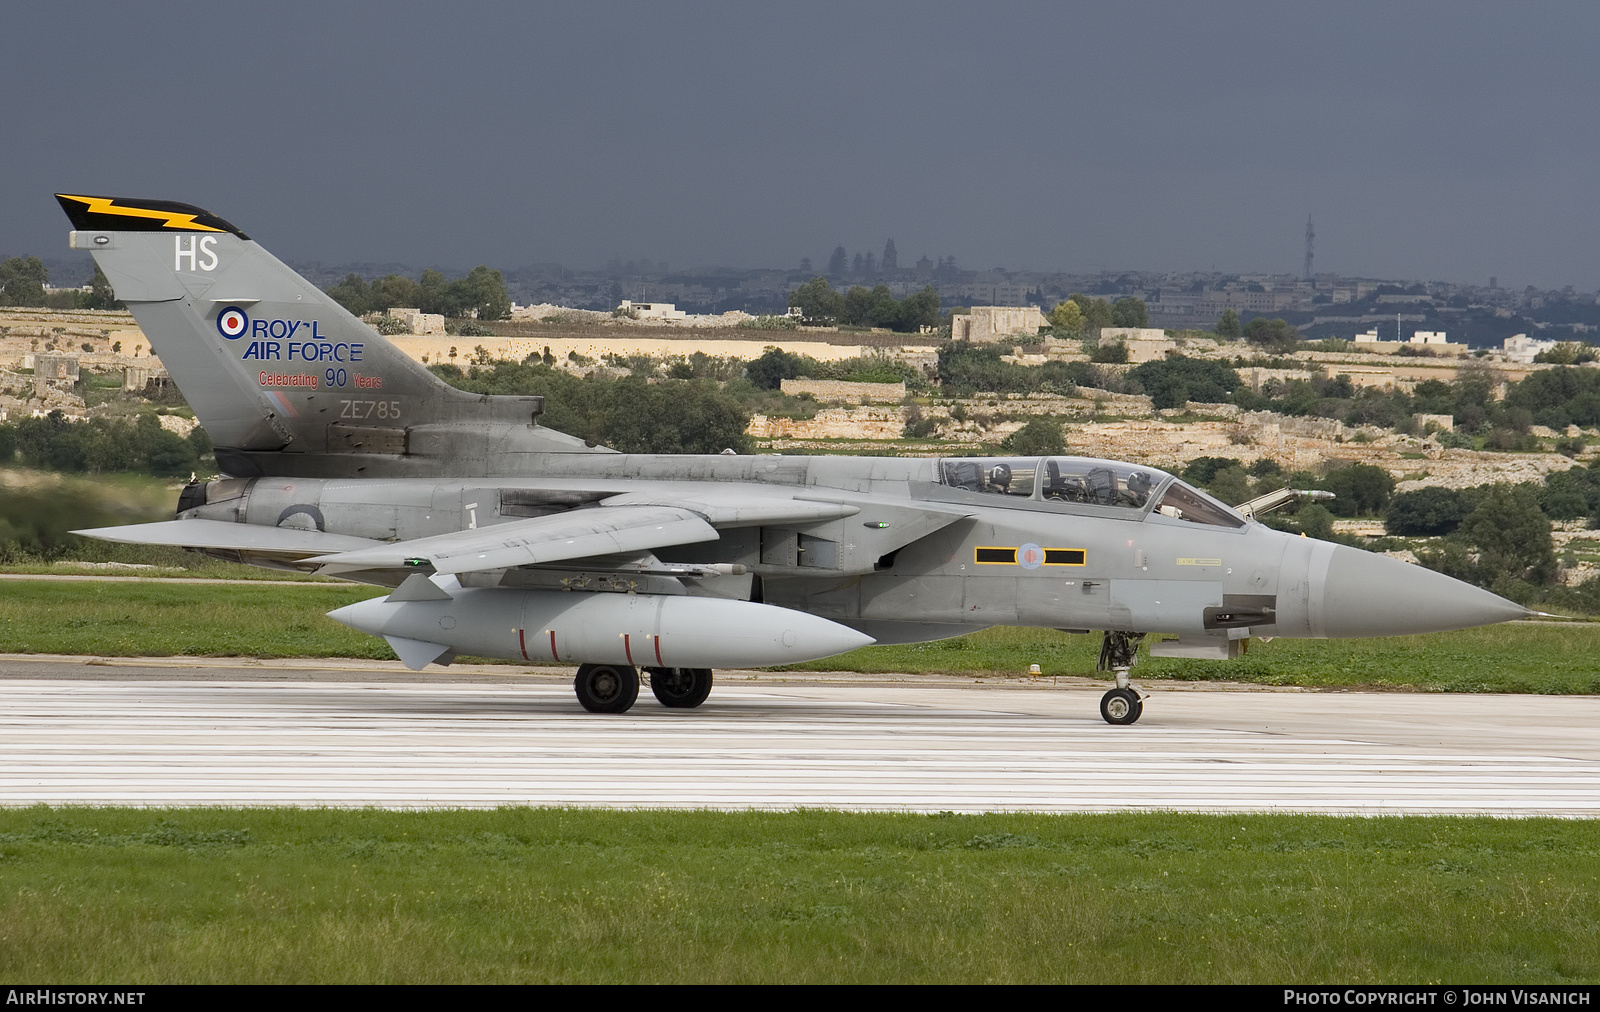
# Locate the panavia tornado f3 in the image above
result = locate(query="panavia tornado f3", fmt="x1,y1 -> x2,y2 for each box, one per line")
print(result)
57,193 -> 1529,723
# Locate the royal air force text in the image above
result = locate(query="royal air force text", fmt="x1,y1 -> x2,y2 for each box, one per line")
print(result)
237,321 -> 363,364
191,241 -> 375,388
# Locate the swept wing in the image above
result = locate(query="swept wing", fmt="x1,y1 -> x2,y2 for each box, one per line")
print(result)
303,505 -> 720,576
70,491 -> 870,579
73,518 -> 383,558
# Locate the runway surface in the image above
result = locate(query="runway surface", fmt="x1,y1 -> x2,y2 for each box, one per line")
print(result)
4,657 -> 1599,815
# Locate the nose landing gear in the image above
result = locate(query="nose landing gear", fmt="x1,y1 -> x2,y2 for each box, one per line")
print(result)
1099,686 -> 1143,725
1097,631 -> 1147,725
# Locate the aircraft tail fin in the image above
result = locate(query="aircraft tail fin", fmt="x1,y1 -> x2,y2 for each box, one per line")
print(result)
55,193 -> 601,477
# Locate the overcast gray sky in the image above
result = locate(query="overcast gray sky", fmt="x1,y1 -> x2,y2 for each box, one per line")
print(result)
4,1 -> 1597,288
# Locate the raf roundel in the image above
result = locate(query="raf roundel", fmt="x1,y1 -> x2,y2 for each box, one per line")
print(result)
217,306 -> 249,339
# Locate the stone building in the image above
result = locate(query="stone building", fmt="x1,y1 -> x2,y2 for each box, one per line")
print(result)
1097,328 -> 1174,364
1502,333 -> 1559,363
123,363 -> 172,393
618,301 -> 689,322
1352,329 -> 1470,357
950,306 -> 1047,341
34,354 -> 80,383
387,309 -> 447,335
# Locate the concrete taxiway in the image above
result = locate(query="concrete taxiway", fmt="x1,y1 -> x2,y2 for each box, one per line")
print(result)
3,655 -> 1598,815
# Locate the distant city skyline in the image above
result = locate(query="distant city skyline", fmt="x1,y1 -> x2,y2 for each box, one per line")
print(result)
18,242 -> 1598,355
17,247 -> 1580,301
4,2 -> 1599,291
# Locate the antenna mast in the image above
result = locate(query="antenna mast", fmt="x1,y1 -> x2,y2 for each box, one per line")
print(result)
1304,213 -> 1315,280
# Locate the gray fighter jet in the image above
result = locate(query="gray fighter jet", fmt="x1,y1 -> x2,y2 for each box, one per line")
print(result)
56,194 -> 1529,723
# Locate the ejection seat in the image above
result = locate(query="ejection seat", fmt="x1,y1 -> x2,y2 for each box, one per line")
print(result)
947,460 -> 984,491
1043,459 -> 1087,502
1084,467 -> 1118,506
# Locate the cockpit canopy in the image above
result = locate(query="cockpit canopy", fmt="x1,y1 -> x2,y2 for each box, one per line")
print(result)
937,455 -> 1246,528
940,456 -> 1162,508
1149,479 -> 1246,528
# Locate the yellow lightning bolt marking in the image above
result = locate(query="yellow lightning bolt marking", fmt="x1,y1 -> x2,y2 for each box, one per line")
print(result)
57,194 -> 226,232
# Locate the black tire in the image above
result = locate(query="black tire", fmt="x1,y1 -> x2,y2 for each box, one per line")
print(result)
648,667 -> 713,708
574,664 -> 639,714
1100,687 -> 1143,725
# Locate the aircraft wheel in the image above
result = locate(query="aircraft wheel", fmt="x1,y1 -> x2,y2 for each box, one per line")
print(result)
574,664 -> 639,714
648,667 -> 713,708
1100,687 -> 1143,726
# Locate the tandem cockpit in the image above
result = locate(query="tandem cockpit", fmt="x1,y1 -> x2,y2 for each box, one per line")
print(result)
935,456 -> 1247,528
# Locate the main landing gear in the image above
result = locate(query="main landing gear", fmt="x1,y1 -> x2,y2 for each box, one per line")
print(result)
1097,631 -> 1147,726
572,664 -> 714,713
573,664 -> 639,713
648,667 -> 714,708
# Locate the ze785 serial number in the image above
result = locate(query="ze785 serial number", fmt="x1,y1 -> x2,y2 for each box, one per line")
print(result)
340,399 -> 401,420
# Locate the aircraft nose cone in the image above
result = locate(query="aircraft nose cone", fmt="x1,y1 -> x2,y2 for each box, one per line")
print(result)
1318,544 -> 1529,638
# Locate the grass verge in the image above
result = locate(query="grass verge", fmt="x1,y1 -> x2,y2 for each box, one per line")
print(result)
2,579 -> 1598,693
783,623 -> 1600,695
0,807 -> 1594,984
0,555 -> 338,580
0,580 -> 392,659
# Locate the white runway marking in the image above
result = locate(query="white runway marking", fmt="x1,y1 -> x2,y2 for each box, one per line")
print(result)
4,677 -> 1598,814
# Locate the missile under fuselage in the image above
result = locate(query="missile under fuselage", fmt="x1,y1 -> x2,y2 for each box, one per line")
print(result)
326,580 -> 876,670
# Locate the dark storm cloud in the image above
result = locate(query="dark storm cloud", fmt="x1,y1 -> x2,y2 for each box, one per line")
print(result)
3,1 -> 1597,288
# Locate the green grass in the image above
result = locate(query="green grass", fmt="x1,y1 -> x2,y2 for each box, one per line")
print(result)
0,552 -> 339,580
2,580 -> 1599,692
784,623 -> 1600,695
0,580 -> 392,659
0,467 -> 339,578
0,807 -> 1594,983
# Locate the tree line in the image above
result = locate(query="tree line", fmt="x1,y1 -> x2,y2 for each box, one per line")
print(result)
742,346 -> 921,390
1178,451 -> 1597,607
11,346 -> 1593,471
933,340 -> 1245,405
1233,362 -> 1600,451
936,330 -> 1600,455
0,411 -> 212,477
1046,294 -> 1149,335
325,267 -> 512,321
0,256 -> 121,310
786,278 -> 941,332
434,360 -> 752,454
